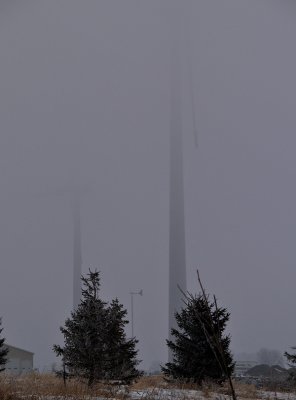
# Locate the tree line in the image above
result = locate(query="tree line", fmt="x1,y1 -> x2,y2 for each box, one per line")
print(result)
0,268 -> 235,391
1,268 -> 296,393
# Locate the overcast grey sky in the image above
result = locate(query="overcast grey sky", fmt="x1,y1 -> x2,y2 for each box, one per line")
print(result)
1,0 -> 296,370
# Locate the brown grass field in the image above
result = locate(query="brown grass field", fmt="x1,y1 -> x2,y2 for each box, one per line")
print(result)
0,373 -> 294,400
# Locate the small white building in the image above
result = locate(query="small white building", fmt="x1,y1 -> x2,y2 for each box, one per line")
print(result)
5,345 -> 34,375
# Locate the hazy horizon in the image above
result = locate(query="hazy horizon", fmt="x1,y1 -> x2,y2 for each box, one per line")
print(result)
1,0 -> 296,370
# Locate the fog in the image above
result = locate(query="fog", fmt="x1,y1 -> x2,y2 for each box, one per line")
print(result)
0,0 -> 296,370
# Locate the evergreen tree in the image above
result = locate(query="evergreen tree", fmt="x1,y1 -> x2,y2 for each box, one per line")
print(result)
162,292 -> 234,385
104,298 -> 141,383
0,318 -> 8,372
54,269 -> 141,386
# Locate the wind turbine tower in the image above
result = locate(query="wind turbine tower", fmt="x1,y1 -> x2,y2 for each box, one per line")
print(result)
168,2 -> 197,360
169,19 -> 186,343
39,184 -> 87,310
72,194 -> 82,310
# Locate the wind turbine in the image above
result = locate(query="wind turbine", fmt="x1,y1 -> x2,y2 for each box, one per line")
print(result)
71,192 -> 83,310
168,1 -> 198,360
37,184 -> 89,310
57,185 -> 90,310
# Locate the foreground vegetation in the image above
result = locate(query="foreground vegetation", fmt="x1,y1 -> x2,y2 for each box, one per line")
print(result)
54,270 -> 142,387
1,271 -> 296,399
0,373 -> 295,400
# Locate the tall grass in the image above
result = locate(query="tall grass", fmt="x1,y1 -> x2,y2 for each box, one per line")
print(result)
0,373 -> 292,399
0,372 -> 128,399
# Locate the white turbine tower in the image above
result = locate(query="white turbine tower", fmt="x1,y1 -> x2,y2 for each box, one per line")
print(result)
72,193 -> 82,310
55,187 -> 85,310
168,1 -> 197,360
63,186 -> 90,310
37,184 -> 88,310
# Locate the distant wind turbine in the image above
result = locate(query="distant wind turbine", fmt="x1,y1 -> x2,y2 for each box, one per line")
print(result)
71,193 -> 82,310
168,2 -> 198,360
37,184 -> 90,310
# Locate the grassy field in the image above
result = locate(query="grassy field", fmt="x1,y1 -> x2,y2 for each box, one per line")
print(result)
0,373 -> 295,400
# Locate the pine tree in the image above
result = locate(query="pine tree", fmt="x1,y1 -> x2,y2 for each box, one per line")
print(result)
162,292 -> 234,385
54,269 -> 142,386
0,318 -> 8,372
104,298 -> 141,383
